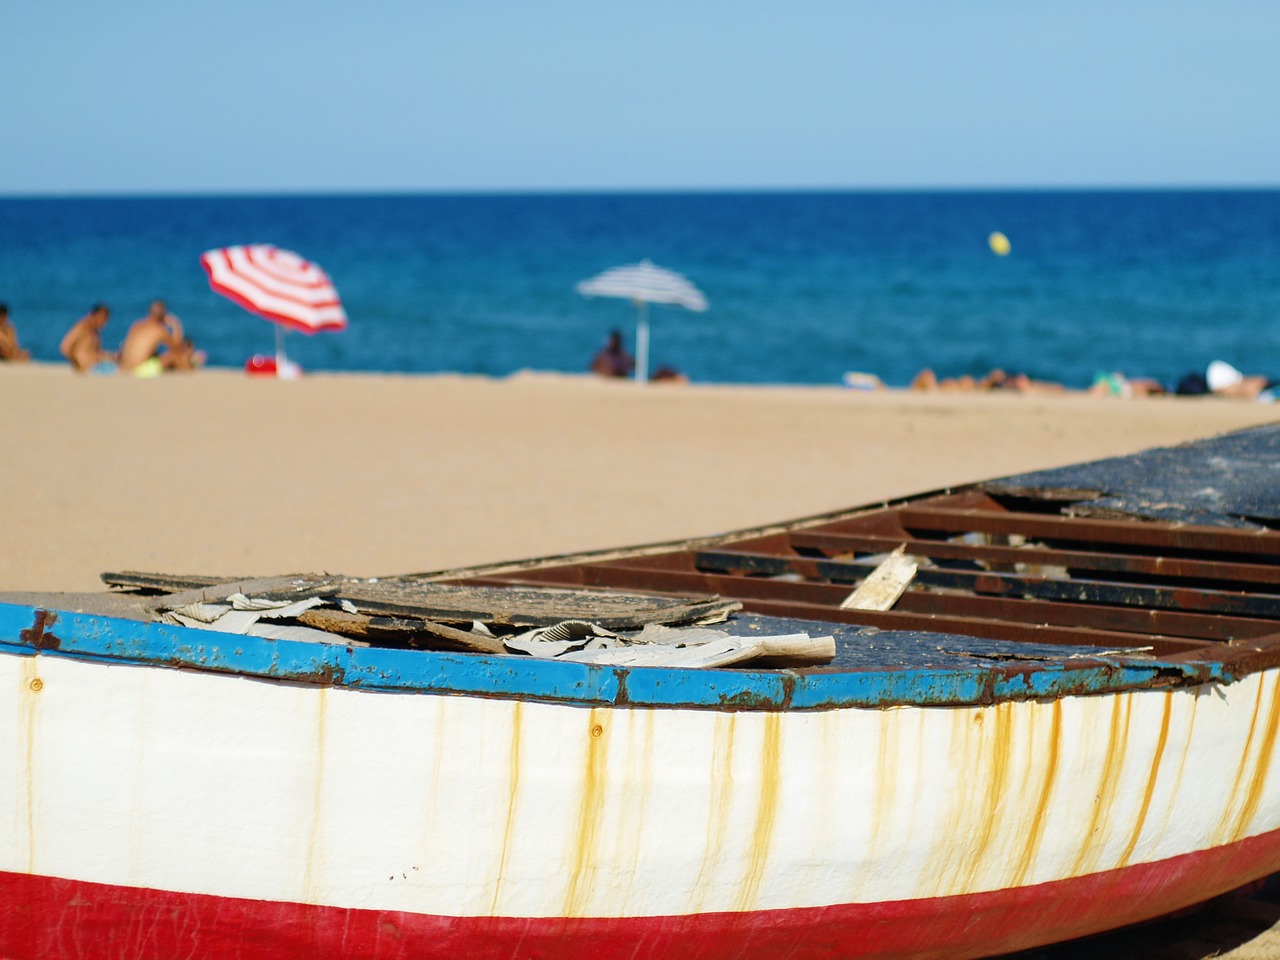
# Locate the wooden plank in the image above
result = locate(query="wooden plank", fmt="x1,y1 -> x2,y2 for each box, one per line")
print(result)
840,547 -> 917,611
295,608 -> 507,654
338,580 -> 739,629
150,576 -> 345,612
101,571 -> 241,592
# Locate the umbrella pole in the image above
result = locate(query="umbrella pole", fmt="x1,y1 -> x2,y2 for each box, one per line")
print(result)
635,300 -> 649,385
275,325 -> 287,377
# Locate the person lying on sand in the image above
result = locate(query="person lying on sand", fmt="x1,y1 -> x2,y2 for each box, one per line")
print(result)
119,300 -> 202,375
59,304 -> 116,372
650,365 -> 688,384
910,368 -> 1068,394
1174,360 -> 1276,399
0,303 -> 31,362
1088,372 -> 1166,398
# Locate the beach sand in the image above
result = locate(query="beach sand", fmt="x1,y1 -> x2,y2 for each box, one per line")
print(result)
4,362 -> 1280,593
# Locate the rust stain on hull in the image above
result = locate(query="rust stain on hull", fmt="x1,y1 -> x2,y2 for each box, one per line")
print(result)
959,701 -> 1014,895
20,656 -> 40,874
690,713 -> 737,914
734,712 -> 782,913
1010,698 -> 1062,887
489,700 -> 523,916
1217,677 -> 1270,846
615,709 -> 656,912
563,707 -> 608,917
1071,692 -> 1134,877
1119,691 -> 1173,868
1227,672 -> 1280,844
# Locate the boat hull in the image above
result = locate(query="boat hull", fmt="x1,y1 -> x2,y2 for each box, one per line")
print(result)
3,825 -> 1280,960
4,614 -> 1280,960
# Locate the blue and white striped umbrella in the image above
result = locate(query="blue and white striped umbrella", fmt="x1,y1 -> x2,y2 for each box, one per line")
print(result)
577,260 -> 708,383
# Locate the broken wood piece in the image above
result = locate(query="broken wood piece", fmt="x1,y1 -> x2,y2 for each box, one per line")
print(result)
297,608 -> 380,638
102,571 -> 242,592
839,546 -> 918,611
412,619 -> 508,654
148,576 -> 345,613
294,608 -> 507,654
754,633 -> 838,664
337,580 -> 741,630
561,631 -> 835,668
297,608 -> 442,638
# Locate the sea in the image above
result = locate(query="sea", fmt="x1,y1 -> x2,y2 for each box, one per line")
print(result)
2,190 -> 1278,389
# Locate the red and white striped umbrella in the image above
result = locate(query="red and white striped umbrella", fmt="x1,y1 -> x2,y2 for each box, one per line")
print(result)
200,244 -> 347,334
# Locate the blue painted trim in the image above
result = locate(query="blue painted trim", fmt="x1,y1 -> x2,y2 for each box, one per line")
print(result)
0,602 -> 1230,711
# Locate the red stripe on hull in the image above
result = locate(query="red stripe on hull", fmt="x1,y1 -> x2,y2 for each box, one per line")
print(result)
4,829 -> 1279,960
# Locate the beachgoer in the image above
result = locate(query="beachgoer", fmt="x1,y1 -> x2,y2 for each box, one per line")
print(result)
0,303 -> 31,362
1205,360 -> 1272,398
650,365 -> 688,384
590,330 -> 635,378
119,300 -> 201,375
910,368 -> 1067,394
59,304 -> 116,372
1088,372 -> 1166,398
842,371 -> 885,391
1175,361 -> 1274,399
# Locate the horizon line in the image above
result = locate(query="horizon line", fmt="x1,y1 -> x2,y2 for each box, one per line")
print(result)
3,182 -> 1280,201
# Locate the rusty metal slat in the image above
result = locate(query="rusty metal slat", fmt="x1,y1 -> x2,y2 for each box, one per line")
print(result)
477,569 -> 1203,654
695,550 -> 1280,620
789,531 -> 1280,586
475,560 -> 1256,646
893,589 -> 1276,643
719,598 -> 1208,655
465,568 -> 587,587
587,559 -> 1271,643
896,507 -> 1280,554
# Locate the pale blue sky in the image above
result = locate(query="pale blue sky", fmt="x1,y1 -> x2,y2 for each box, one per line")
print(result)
2,1 -> 1277,194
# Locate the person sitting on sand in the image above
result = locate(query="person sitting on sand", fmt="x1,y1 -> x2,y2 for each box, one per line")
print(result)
59,303 -> 116,372
590,330 -> 635,378
119,300 -> 201,375
0,303 -> 31,362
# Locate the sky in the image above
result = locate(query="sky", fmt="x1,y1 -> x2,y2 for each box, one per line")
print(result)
2,0 -> 1278,195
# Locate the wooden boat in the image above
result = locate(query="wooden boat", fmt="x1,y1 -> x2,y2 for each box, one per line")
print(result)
6,425 -> 1280,960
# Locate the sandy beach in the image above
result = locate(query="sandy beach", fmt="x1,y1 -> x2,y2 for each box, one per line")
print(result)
4,362 -> 1280,594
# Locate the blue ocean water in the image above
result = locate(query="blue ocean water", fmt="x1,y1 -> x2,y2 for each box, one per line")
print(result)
1,191 -> 1278,388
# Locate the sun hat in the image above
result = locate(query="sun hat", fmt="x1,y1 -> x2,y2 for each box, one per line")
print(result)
1206,360 -> 1244,392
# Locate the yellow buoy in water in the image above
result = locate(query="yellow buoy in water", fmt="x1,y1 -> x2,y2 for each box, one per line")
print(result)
988,231 -> 1011,256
